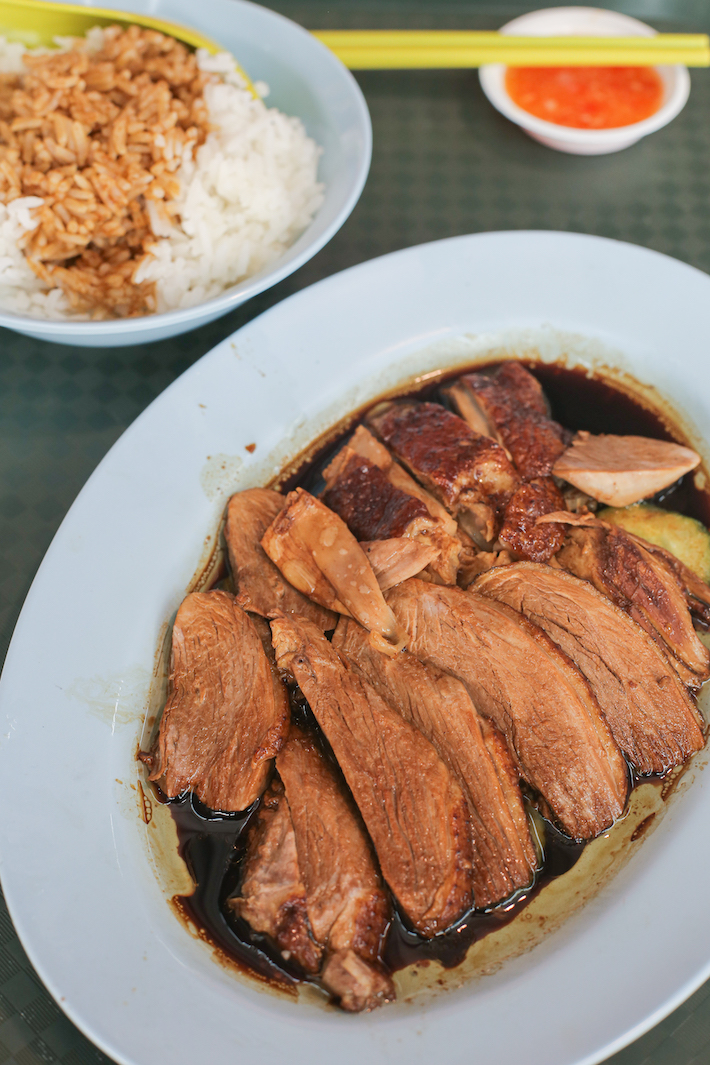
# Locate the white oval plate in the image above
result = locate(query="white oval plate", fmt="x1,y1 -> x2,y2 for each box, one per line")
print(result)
2,231 -> 710,1065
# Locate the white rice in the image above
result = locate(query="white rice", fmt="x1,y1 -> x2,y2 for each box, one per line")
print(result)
0,38 -> 324,319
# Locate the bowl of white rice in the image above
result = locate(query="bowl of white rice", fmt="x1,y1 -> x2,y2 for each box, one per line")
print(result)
0,0 -> 371,346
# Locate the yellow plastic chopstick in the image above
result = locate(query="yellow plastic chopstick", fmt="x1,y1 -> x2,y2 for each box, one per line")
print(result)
312,30 -> 710,69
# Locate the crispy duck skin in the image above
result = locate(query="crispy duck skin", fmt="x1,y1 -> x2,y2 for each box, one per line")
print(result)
277,726 -> 394,1011
333,618 -> 537,908
229,778 -> 322,973
323,447 -> 434,541
225,488 -> 336,630
552,520 -> 710,685
447,364 -> 569,480
261,488 -> 406,655
325,426 -> 462,585
387,579 -> 629,840
498,478 -> 567,563
494,362 -> 552,414
144,591 -> 289,811
367,400 -> 519,543
270,612 -> 474,935
477,563 -> 704,775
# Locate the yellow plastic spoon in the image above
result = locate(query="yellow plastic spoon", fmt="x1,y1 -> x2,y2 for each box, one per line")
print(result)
0,0 -> 219,50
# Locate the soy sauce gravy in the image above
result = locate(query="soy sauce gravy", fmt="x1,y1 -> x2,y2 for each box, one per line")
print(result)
143,360 -> 710,1005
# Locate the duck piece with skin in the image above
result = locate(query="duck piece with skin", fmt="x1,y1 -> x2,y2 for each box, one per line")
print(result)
323,425 -> 462,585
270,612 -> 473,936
498,478 -> 567,563
367,400 -> 519,544
387,579 -> 629,841
445,363 -> 569,480
229,778 -> 322,973
476,562 -> 704,775
142,590 -> 289,811
549,515 -> 710,686
615,528 -> 710,628
276,726 -> 394,1011
333,617 -> 537,908
261,488 -> 406,655
225,487 -> 336,630
552,432 -> 700,507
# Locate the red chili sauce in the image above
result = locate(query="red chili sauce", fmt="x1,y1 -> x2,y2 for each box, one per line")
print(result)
505,66 -> 664,129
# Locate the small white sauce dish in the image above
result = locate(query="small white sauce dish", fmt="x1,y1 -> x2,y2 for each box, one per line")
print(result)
479,6 -> 691,155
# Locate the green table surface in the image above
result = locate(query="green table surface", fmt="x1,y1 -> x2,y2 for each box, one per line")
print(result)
2,1 -> 710,1062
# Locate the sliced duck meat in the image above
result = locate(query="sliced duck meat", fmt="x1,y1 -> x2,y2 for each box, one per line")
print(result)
143,590 -> 289,811
387,579 -> 629,840
446,364 -> 568,480
631,535 -> 710,627
367,400 -> 519,543
270,612 -> 473,935
225,488 -> 336,630
361,538 -> 438,590
498,479 -> 567,563
552,432 -> 700,507
324,426 -> 462,585
551,518 -> 710,685
261,488 -> 406,656
477,563 -> 704,775
229,778 -> 322,973
276,726 -> 394,1011
596,516 -> 710,627
333,618 -> 537,908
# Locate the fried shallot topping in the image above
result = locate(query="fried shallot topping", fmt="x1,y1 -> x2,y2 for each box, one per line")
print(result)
0,25 -> 214,317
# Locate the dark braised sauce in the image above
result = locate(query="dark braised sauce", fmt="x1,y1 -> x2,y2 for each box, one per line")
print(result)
158,360 -> 709,995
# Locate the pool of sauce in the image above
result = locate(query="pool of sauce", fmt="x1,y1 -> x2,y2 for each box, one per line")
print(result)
154,360 -> 709,1000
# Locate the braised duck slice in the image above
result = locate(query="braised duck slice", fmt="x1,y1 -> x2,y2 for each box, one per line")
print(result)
367,400 -> 519,543
477,563 -> 704,775
387,579 -> 629,840
229,778 -> 322,973
323,447 -> 435,541
270,613 -> 473,935
261,488 -> 406,655
333,618 -> 537,908
498,478 -> 567,563
553,519 -> 710,685
446,364 -> 568,480
324,426 -> 462,585
552,432 -> 700,507
277,726 -> 394,1011
225,488 -> 336,630
631,535 -> 710,627
361,538 -> 438,590
143,591 -> 289,811
494,362 -> 552,414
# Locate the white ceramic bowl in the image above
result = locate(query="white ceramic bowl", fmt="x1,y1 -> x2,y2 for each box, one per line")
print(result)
479,6 -> 691,155
0,0 -> 371,347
